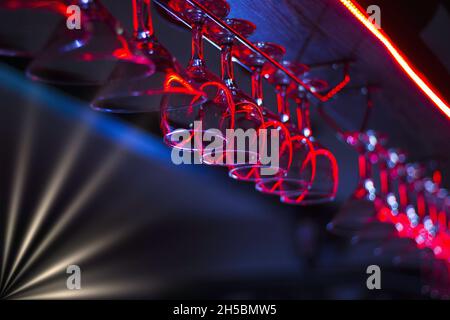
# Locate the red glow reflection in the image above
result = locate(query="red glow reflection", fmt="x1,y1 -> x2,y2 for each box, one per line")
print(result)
1,0 -> 67,14
377,200 -> 450,263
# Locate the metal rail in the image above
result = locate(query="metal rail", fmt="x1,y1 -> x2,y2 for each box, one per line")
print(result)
153,0 -> 351,102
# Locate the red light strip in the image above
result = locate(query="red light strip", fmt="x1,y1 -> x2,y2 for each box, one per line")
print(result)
338,0 -> 450,119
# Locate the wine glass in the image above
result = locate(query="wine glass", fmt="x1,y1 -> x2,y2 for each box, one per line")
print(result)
388,177 -> 450,273
280,81 -> 338,205
327,130 -> 388,236
162,0 -> 232,154
352,149 -> 411,246
255,60 -> 315,197
227,41 -> 292,182
90,0 -> 206,113
27,0 -> 155,86
354,156 -> 440,268
201,17 -> 269,176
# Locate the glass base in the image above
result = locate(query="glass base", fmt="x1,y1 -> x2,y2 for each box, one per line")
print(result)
255,177 -> 309,196
281,190 -> 336,206
229,164 -> 286,182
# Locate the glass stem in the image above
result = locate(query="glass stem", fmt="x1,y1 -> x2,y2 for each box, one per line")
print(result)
296,97 -> 311,136
189,22 -> 205,68
276,84 -> 290,123
357,154 -> 372,187
251,66 -> 263,106
398,174 -> 409,210
379,161 -> 390,197
221,43 -> 237,89
133,0 -> 154,40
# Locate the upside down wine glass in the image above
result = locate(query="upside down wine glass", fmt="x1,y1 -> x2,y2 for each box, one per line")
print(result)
162,0 -> 232,154
280,87 -> 338,205
27,0 -> 155,85
229,41 -> 294,184
376,163 -> 428,242
202,17 -> 269,176
352,149 -> 413,247
225,42 -> 292,182
374,161 -> 450,269
255,61 -> 315,197
91,0 -> 205,113
327,131 -> 388,236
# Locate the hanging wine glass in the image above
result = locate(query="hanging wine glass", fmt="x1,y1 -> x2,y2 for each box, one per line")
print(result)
353,148 -> 410,245
280,82 -> 338,205
387,178 -> 450,270
382,164 -> 430,248
27,0 -> 155,86
0,0 -> 67,57
327,130 -> 388,237
162,0 -> 232,154
92,0 -> 206,113
201,17 -> 268,176
228,41 -> 292,182
255,60 -> 315,197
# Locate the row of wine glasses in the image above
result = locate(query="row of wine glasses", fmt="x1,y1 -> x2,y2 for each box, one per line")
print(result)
318,91 -> 449,297
162,0 -> 338,204
2,2 -> 445,221
319,96 -> 449,269
0,0 -> 339,206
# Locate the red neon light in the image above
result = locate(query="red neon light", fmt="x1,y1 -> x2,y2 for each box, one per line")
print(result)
338,0 -> 450,119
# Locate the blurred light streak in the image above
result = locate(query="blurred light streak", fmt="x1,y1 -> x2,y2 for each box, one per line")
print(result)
4,147 -> 125,291
0,64 -> 187,298
3,124 -> 90,290
1,108 -> 35,289
4,227 -> 134,299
